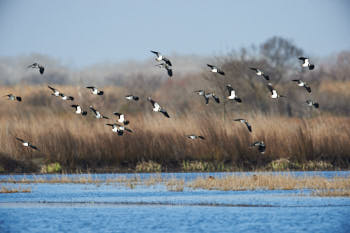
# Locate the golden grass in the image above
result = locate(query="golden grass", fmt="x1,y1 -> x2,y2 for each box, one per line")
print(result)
0,185 -> 31,193
1,173 -> 349,197
1,85 -> 350,172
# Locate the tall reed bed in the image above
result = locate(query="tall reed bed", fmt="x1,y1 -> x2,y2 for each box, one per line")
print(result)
0,85 -> 350,172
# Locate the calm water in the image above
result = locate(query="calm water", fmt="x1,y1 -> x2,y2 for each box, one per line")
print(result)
1,172 -> 350,233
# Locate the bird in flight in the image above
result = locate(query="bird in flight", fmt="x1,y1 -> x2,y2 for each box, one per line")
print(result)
27,63 -> 45,75
292,79 -> 311,93
226,85 -> 242,103
155,63 -> 173,77
71,105 -> 87,116
86,86 -> 104,95
267,83 -> 286,99
250,141 -> 266,154
299,57 -> 315,70
151,50 -> 172,66
147,97 -> 170,118
16,137 -> 39,151
207,64 -> 225,75
106,123 -> 132,136
89,106 -> 109,119
113,112 -> 130,125
306,100 -> 319,109
250,67 -> 269,80
125,95 -> 139,101
4,94 -> 22,102
187,135 -> 205,140
234,119 -> 252,133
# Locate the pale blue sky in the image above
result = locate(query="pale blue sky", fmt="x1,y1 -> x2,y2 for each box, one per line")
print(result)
0,0 -> 349,68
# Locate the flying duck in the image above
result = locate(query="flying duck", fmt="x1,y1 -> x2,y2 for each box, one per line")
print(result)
48,86 -> 60,97
250,141 -> 266,154
125,95 -> 139,101
71,105 -> 87,115
156,63 -> 173,77
59,93 -> 74,101
106,123 -> 132,136
187,135 -> 205,140
4,94 -> 22,102
292,79 -> 311,93
306,100 -> 319,109
249,67 -> 270,80
234,119 -> 252,132
89,106 -> 109,119
299,57 -> 315,70
113,112 -> 130,125
194,90 -> 205,96
226,85 -> 242,103
267,83 -> 286,99
16,137 -> 39,151
147,97 -> 170,118
150,50 -> 172,66
207,64 -> 225,75
27,63 -> 45,75
204,92 -> 220,105
86,86 -> 104,95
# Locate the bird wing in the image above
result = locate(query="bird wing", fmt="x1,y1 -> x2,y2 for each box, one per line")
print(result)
150,50 -> 159,56
250,67 -> 258,72
234,119 -> 244,122
226,85 -> 233,94
267,83 -> 274,93
16,137 -> 25,143
298,57 -> 307,61
163,57 -> 172,66
207,64 -> 214,69
86,86 -> 95,89
30,145 -> 39,151
160,110 -> 170,118
204,95 -> 209,104
125,128 -> 133,133
89,106 -> 97,115
245,121 -> 252,132
292,79 -> 300,83
48,85 -> 57,92
113,112 -> 121,117
148,98 -> 156,107
304,85 -> 311,93
166,67 -> 173,77
212,95 -> 220,103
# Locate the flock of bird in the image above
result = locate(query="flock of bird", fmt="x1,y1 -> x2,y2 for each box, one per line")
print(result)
5,52 -> 317,155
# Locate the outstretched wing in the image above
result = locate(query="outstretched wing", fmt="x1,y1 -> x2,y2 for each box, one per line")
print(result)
160,110 -> 170,118
298,57 -> 307,61
48,85 -> 57,92
89,106 -> 97,115
30,145 -> 40,151
207,64 -> 215,69
245,121 -> 252,132
147,97 -> 156,107
212,95 -> 220,104
150,50 -> 160,56
86,86 -> 95,89
163,57 -> 172,66
226,85 -> 233,95
16,137 -> 25,143
166,67 -> 173,77
267,83 -> 274,93
250,67 -> 258,72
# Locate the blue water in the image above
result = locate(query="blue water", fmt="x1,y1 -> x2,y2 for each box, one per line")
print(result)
1,172 -> 350,233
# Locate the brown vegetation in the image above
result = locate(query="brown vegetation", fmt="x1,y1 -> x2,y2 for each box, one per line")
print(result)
0,37 -> 350,173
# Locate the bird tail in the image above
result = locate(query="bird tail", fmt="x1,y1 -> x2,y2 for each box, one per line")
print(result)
309,64 -> 315,70
16,97 -> 22,102
98,91 -> 104,95
82,111 -> 87,116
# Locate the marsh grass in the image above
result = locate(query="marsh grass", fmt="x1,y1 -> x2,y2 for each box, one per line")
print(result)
1,85 -> 350,172
0,185 -> 31,193
1,173 -> 349,196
